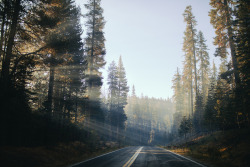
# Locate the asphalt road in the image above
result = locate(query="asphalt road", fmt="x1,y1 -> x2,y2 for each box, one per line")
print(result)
70,146 -> 206,167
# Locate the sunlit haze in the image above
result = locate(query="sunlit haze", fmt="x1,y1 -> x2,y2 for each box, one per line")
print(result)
75,0 -> 220,99
1,0 -> 249,166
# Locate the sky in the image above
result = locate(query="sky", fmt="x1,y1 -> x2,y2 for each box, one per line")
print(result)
75,0 -> 220,99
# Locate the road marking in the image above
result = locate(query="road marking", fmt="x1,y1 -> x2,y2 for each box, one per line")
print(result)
166,150 -> 206,167
123,147 -> 143,167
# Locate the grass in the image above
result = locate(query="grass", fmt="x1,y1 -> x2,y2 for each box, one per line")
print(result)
165,128 -> 250,167
0,141 -> 123,167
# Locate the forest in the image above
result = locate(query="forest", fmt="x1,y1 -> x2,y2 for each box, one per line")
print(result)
0,0 -> 249,167
170,1 -> 249,139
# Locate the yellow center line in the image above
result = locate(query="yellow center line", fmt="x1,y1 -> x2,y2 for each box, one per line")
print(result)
123,147 -> 143,167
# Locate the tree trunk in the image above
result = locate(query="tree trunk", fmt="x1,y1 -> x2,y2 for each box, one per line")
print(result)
75,92 -> 78,123
1,0 -> 21,89
224,0 -> 241,88
190,56 -> 194,116
67,84 -> 72,119
191,22 -> 198,96
0,0 -> 7,67
225,0 -> 242,129
47,64 -> 55,115
88,0 -> 96,95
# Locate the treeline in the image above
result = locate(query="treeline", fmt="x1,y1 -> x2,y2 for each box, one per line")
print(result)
124,86 -> 174,145
171,0 -> 249,140
0,0 -> 119,146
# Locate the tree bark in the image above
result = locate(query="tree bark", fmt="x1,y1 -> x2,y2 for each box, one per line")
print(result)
1,0 -> 21,89
47,64 -> 55,115
0,0 -> 7,67
89,0 -> 96,94
190,55 -> 194,116
224,0 -> 241,88
191,22 -> 198,96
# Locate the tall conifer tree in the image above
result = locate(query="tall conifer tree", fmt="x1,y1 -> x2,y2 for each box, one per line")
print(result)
107,61 -> 118,110
84,0 -> 106,121
172,68 -> 184,115
197,31 -> 210,104
107,56 -> 128,142
39,0 -> 84,116
234,0 -> 250,125
116,56 -> 129,110
182,5 -> 198,116
209,0 -> 241,88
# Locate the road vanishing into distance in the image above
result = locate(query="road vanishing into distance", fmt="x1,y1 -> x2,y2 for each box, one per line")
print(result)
71,146 -> 206,167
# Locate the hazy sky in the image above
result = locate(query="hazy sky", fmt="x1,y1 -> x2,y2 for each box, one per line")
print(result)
75,0 -> 220,99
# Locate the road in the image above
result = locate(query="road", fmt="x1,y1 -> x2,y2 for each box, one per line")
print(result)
70,146 -> 206,167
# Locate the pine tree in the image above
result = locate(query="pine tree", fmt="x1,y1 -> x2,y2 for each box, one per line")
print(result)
107,57 -> 128,143
204,78 -> 218,131
195,32 -> 211,132
39,0 -> 84,117
116,56 -> 129,110
193,92 -> 204,132
172,111 -> 183,136
234,0 -> 250,126
1,0 -> 21,89
61,3 -> 84,122
211,57 -> 237,130
0,0 -> 47,121
172,67 -> 184,115
179,116 -> 192,139
115,56 -> 128,140
131,85 -> 136,97
219,58 -> 228,74
0,0 -> 43,95
209,0 -> 241,88
84,0 -> 106,121
197,31 -> 210,104
182,5 -> 198,116
182,52 -> 193,116
203,60 -> 218,131
107,61 -> 118,110
234,0 -> 250,89
211,60 -> 218,83
215,77 -> 233,130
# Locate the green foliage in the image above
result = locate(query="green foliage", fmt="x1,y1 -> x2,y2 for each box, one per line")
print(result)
107,61 -> 118,110
0,0 -> 91,147
209,0 -> 231,58
209,0 -> 241,88
172,68 -> 184,114
106,56 -> 129,142
234,0 -> 250,126
203,79 -> 218,131
172,111 -> 183,135
193,93 -> 204,133
84,0 -> 106,122
182,5 -> 199,116
178,116 -> 192,138
171,1 -> 250,144
197,31 -> 210,104
116,56 -> 129,109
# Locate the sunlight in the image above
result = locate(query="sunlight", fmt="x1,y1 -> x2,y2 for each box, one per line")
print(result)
1,0 -> 249,166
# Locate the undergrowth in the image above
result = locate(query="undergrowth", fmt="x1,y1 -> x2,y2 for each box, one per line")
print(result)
0,141 -> 123,167
166,128 -> 250,167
